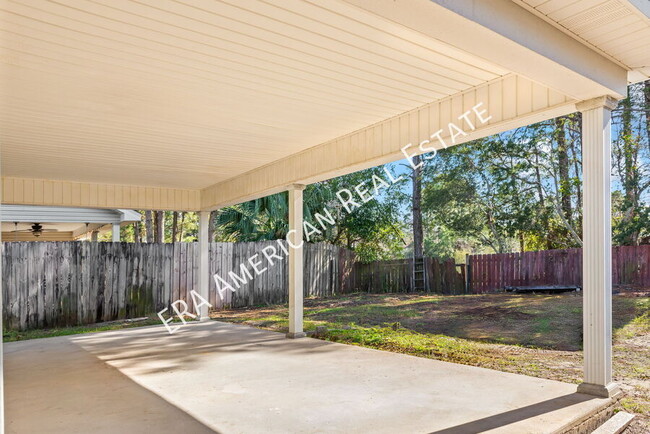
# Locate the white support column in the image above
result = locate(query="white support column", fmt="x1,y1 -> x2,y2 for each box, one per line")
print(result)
198,211 -> 210,321
577,96 -> 620,398
287,184 -> 306,339
112,223 -> 120,242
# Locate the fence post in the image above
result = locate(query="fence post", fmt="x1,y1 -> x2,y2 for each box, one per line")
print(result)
465,254 -> 472,294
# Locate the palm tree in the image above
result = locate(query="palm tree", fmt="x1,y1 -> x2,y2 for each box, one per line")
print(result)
216,184 -> 334,241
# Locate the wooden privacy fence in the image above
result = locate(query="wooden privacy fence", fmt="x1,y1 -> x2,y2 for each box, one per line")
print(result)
2,242 -> 192,330
352,257 -> 465,294
468,245 -> 650,293
209,241 -> 356,309
1,241 -> 356,330
2,241 -> 469,330
17,241 -> 650,329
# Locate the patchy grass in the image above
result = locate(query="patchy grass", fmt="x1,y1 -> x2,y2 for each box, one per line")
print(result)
213,292 -> 650,428
216,293 -> 647,350
3,317 -> 162,342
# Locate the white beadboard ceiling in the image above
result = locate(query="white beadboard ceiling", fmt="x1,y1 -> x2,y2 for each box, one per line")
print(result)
513,0 -> 650,82
1,0 -> 647,194
0,0 -> 508,190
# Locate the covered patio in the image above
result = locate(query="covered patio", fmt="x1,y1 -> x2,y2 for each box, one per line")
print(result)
2,0 -> 650,431
5,321 -> 611,433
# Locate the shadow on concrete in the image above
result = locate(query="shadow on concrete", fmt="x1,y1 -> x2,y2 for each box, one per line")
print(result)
70,320 -> 338,376
431,393 -> 596,433
4,332 -> 220,434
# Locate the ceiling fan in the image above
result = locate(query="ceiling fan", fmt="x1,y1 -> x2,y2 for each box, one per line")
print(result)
12,222 -> 59,239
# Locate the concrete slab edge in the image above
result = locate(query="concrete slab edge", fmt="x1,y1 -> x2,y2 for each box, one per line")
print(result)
554,398 -> 616,434
592,412 -> 635,434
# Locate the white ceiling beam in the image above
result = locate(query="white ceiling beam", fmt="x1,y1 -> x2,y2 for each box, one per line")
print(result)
0,205 -> 135,224
340,0 -> 628,100
201,74 -> 577,210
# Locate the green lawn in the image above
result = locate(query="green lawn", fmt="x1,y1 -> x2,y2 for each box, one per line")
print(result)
212,292 -> 650,428
2,317 -> 162,342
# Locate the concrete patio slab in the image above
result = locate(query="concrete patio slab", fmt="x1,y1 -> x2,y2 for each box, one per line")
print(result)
5,321 -> 611,433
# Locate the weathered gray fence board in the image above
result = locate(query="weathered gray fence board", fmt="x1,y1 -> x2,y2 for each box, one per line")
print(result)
207,241 -> 344,309
2,241 -> 357,329
3,241 -> 484,331
350,257 -> 465,294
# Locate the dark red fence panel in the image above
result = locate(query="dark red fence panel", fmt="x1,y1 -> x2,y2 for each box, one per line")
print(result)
468,246 -> 650,293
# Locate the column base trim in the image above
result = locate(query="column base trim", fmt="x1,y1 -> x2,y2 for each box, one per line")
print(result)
286,332 -> 306,339
577,382 -> 622,398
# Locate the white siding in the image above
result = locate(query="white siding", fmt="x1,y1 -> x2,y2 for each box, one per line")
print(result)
2,178 -> 200,211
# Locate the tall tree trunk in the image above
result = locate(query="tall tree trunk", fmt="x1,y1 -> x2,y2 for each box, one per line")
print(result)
412,155 -> 424,259
144,210 -> 154,243
208,210 -> 217,242
533,144 -> 549,249
571,115 -> 582,215
154,211 -> 164,243
133,221 -> 141,243
620,95 -> 640,245
533,148 -> 546,208
179,212 -> 186,242
533,149 -> 553,249
555,116 -> 572,224
645,80 -> 650,155
171,211 -> 178,243
485,210 -> 505,253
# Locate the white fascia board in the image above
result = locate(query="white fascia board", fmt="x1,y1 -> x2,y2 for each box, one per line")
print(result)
626,0 -> 650,19
117,209 -> 143,223
342,0 -> 628,99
